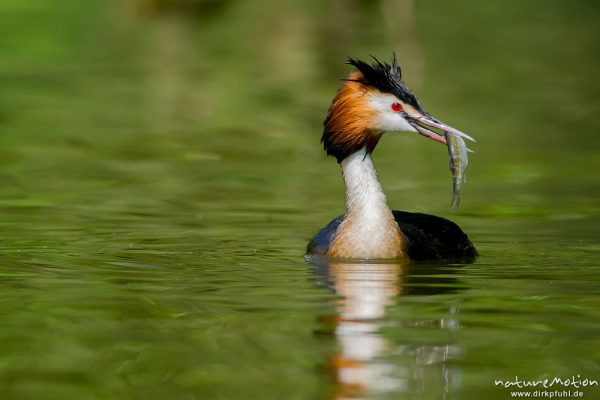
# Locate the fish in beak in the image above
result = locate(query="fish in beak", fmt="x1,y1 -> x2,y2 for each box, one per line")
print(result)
403,111 -> 475,210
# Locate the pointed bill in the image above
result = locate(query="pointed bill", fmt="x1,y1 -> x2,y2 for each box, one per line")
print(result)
410,115 -> 476,142
403,112 -> 476,145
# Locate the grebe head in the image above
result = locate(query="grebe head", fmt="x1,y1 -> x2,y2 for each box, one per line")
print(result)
322,54 -> 475,162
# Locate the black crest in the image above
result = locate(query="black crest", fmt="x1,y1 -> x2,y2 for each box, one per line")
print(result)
347,54 -> 422,110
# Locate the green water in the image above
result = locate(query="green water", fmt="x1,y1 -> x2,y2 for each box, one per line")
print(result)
0,0 -> 598,399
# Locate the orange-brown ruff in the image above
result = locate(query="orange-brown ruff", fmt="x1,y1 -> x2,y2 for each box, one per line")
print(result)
306,56 -> 477,261
323,72 -> 383,159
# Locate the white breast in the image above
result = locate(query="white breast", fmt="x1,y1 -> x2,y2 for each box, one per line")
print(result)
330,147 -> 406,259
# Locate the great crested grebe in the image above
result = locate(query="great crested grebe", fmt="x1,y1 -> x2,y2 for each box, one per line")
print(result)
307,55 -> 477,261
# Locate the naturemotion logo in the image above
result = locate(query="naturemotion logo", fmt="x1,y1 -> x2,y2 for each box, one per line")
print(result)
494,375 -> 598,390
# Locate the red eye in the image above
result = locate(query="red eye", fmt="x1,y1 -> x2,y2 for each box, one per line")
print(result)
391,102 -> 403,112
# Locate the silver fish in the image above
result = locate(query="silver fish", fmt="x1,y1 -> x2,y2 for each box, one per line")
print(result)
445,132 -> 468,210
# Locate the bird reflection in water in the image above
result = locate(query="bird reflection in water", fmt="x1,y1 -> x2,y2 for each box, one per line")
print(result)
311,260 -> 464,399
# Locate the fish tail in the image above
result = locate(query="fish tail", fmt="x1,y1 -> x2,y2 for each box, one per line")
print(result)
451,193 -> 461,211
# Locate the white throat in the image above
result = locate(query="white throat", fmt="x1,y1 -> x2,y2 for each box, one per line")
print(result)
330,147 -> 406,259
341,147 -> 391,221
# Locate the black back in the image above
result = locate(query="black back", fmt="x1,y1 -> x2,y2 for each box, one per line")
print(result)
306,211 -> 477,262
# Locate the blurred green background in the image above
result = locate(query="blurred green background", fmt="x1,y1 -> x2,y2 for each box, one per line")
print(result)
0,1 -> 598,399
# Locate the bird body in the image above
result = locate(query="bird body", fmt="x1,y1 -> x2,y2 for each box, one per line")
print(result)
306,55 -> 477,261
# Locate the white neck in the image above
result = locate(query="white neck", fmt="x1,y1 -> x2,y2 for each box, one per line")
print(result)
329,147 -> 406,259
341,147 -> 390,220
